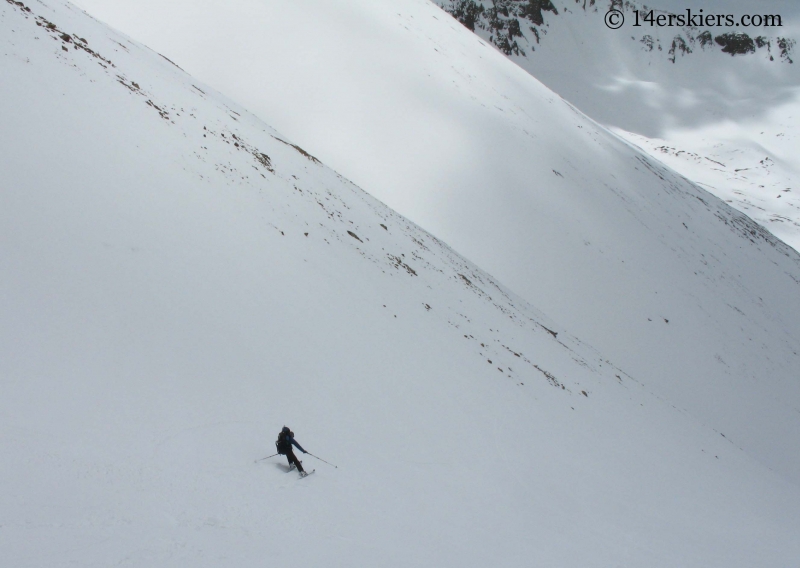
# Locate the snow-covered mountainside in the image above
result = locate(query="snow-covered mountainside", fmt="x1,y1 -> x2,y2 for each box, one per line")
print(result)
2,1 -> 800,564
64,0 -> 800,487
440,0 -> 800,249
613,108 -> 800,249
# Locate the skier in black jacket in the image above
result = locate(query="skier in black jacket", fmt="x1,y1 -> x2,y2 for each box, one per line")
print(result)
276,426 -> 308,476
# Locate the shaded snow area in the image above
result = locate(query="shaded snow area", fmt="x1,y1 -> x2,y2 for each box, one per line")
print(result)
1,1 -> 800,566
439,0 -> 800,250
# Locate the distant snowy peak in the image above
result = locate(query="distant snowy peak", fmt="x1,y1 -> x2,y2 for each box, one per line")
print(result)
440,0 -> 795,63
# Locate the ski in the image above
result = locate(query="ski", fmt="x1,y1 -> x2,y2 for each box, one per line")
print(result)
298,469 -> 315,478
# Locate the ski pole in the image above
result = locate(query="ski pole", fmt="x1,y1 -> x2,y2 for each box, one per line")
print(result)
255,453 -> 280,463
306,452 -> 337,468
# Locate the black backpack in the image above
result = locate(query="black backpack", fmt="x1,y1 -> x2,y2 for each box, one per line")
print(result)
275,430 -> 292,455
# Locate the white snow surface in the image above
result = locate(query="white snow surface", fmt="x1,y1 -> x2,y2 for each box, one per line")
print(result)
61,0 -> 800,484
2,0 -> 800,566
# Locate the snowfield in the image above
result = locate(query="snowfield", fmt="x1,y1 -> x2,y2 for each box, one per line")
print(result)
2,0 -> 800,566
61,0 -> 800,485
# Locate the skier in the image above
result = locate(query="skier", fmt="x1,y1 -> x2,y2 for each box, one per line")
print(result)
276,426 -> 309,476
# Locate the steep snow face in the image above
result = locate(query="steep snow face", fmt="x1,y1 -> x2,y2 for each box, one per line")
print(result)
440,0 -> 800,249
2,1 -> 800,565
63,0 -> 800,487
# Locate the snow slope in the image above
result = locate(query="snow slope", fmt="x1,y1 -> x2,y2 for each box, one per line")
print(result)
62,0 -> 800,488
2,1 -> 800,565
613,109 -> 800,250
439,0 -> 800,250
